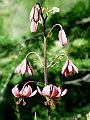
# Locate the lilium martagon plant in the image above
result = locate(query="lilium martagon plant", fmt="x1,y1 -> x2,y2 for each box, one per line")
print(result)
12,3 -> 78,120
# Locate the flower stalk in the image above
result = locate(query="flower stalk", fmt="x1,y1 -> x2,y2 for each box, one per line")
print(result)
37,2 -> 48,86
48,105 -> 51,120
47,24 -> 62,38
41,6 -> 51,120
43,21 -> 48,86
48,53 -> 69,68
26,51 -> 43,65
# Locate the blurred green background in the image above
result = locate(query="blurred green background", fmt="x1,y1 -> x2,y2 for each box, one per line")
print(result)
0,0 -> 90,120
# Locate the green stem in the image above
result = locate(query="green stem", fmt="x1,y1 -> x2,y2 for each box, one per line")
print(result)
46,24 -> 62,38
47,53 -> 69,68
26,51 -> 43,65
14,97 -> 21,120
48,106 -> 51,120
37,3 -> 50,119
43,20 -> 48,86
36,3 -> 48,86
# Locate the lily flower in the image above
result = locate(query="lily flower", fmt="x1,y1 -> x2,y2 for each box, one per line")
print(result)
12,84 -> 37,105
58,29 -> 67,46
15,58 -> 33,76
37,84 -> 67,98
62,59 -> 78,77
12,84 -> 37,98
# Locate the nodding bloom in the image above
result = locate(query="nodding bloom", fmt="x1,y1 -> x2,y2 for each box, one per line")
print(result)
15,58 -> 33,76
30,4 -> 39,32
12,84 -> 37,98
58,29 -> 67,46
37,84 -> 67,98
12,84 -> 37,105
62,59 -> 78,77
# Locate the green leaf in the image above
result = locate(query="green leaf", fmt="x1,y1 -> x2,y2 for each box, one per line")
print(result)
36,82 -> 45,87
34,112 -> 37,120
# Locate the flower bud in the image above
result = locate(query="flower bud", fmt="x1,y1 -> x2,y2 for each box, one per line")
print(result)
58,29 -> 67,46
15,58 -> 33,75
51,7 -> 60,14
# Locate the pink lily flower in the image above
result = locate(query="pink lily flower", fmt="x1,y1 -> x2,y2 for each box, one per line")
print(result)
30,4 -> 39,32
12,84 -> 37,98
62,59 -> 78,77
37,84 -> 67,98
15,58 -> 33,76
58,29 -> 67,46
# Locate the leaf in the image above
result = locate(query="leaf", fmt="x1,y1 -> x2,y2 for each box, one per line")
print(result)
36,82 -> 45,87
34,112 -> 37,120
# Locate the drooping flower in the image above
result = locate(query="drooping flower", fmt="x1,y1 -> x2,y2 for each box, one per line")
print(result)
30,4 -> 39,32
15,58 -> 33,76
37,84 -> 67,98
12,84 -> 37,98
12,84 -> 37,105
62,59 -> 78,77
58,29 -> 67,46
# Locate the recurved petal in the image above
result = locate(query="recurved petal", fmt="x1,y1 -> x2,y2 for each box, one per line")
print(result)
29,90 -> 37,97
12,85 -> 20,97
71,62 -> 78,73
37,86 -> 43,95
56,86 -> 62,98
51,86 -> 59,97
61,89 -> 67,96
